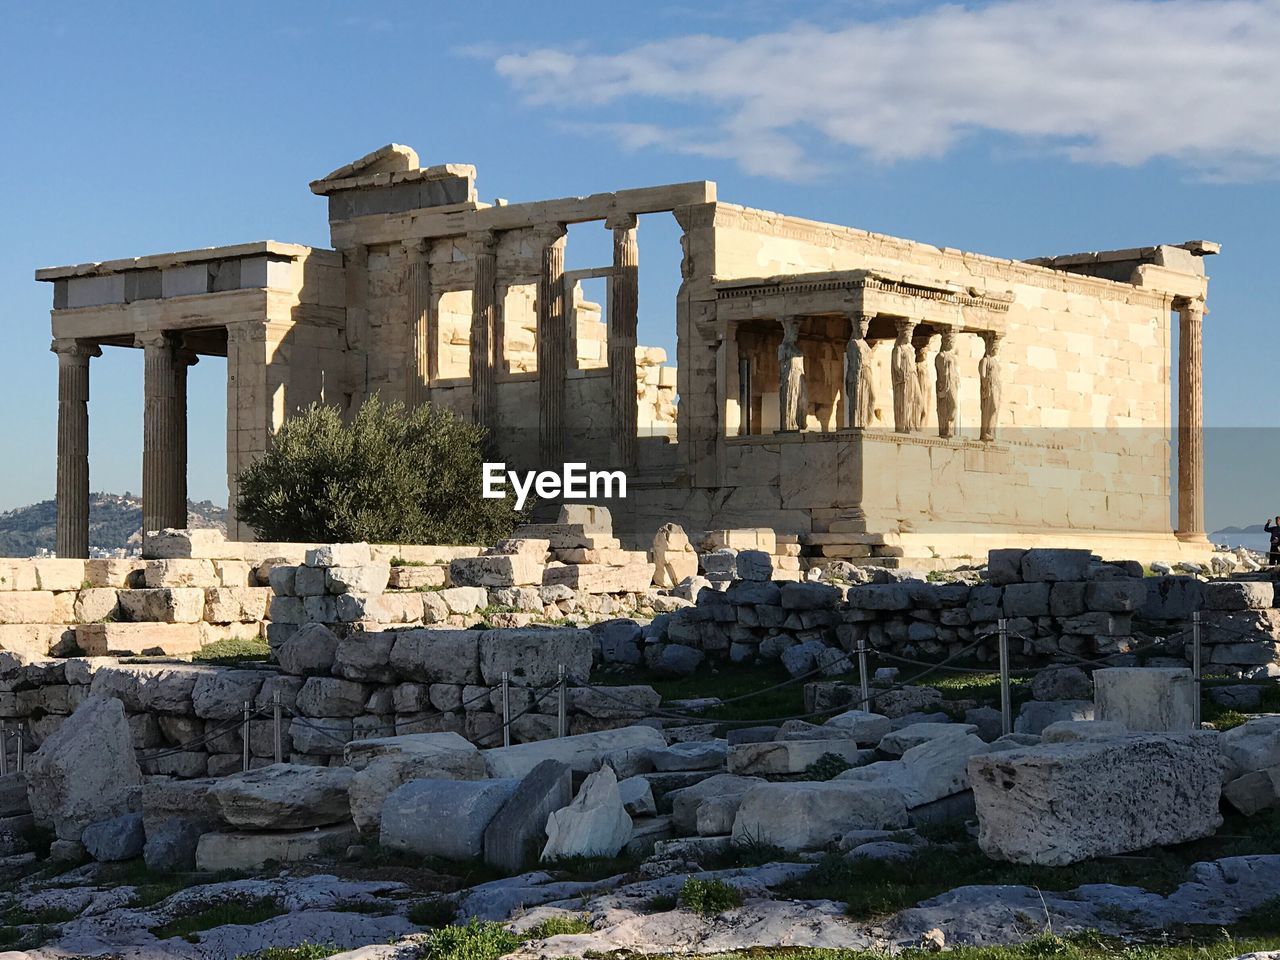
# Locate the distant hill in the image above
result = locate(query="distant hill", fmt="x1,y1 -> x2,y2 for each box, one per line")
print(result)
1213,523 -> 1267,535
0,493 -> 227,558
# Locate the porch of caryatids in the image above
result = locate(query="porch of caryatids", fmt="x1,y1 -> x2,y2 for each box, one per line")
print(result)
52,338 -> 100,558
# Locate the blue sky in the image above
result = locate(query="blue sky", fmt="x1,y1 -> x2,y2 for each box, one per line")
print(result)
1,0 -> 1277,529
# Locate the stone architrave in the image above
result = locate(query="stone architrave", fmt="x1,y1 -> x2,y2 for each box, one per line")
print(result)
777,317 -> 807,432
979,331 -> 1003,442
891,318 -> 918,434
844,313 -> 874,429
912,340 -> 932,431
935,326 -> 960,439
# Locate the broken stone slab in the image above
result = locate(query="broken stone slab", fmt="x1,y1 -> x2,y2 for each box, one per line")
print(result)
1223,766 -> 1280,816
380,778 -> 519,861
732,781 -> 908,851
625,814 -> 675,857
482,725 -> 667,779
25,694 -> 142,840
195,823 -> 359,871
664,774 -> 763,835
484,759 -> 573,873
822,710 -> 893,745
1014,699 -> 1094,735
1220,716 -> 1280,777
542,765 -> 632,861
839,733 -> 996,809
209,763 -> 355,829
478,628 -> 594,685
145,815 -> 212,872
1094,667 -> 1196,733
81,812 -> 144,862
726,739 -> 871,776
969,732 -> 1223,866
349,749 -> 488,833
343,731 -> 478,769
1041,720 -> 1129,743
618,776 -> 656,817
325,562 -> 391,595
1203,581 -> 1275,610
648,740 -> 728,772
305,543 -> 372,567
878,723 -> 978,757
450,555 -> 544,588
1030,666 -> 1093,702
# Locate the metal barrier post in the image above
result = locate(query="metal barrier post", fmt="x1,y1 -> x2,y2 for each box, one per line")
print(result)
1192,610 -> 1203,728
557,664 -> 567,739
242,700 -> 251,773
15,724 -> 23,773
272,690 -> 283,764
0,724 -> 7,777
501,671 -> 511,748
998,618 -> 1012,736
857,639 -> 870,712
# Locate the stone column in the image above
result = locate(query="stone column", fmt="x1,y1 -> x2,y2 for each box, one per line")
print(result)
1177,299 -> 1206,539
173,345 -> 198,520
137,331 -> 187,534
405,239 -> 431,408
979,331 -> 1004,443
935,326 -> 960,439
52,339 -> 100,558
608,213 -> 639,467
778,317 -> 807,432
469,230 -> 498,432
891,318 -> 918,434
845,313 -> 874,429
536,224 -> 568,463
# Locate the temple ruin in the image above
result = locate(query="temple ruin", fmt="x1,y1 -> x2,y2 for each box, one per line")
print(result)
37,144 -> 1217,563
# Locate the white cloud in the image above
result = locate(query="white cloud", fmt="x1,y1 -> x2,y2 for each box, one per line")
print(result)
493,0 -> 1280,181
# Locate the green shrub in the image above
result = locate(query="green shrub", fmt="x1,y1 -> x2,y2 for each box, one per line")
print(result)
524,914 -> 592,938
234,945 -> 340,960
416,918 -> 522,960
407,898 -> 458,928
236,397 -> 524,544
150,896 -> 283,942
192,636 -> 270,664
803,752 -> 855,781
678,877 -> 742,916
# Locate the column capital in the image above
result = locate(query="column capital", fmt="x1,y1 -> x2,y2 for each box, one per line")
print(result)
531,222 -> 568,247
605,211 -> 638,232
50,338 -> 101,363
401,238 -> 430,257
134,329 -> 172,350
1174,296 -> 1207,319
468,229 -> 498,254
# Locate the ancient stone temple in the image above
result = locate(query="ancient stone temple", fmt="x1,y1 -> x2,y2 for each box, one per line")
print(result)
37,144 -> 1216,562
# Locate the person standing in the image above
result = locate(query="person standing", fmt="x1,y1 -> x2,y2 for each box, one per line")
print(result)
1265,516 -> 1280,565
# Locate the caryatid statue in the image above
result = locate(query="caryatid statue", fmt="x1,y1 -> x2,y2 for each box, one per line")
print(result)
913,339 -> 933,431
844,313 -> 875,428
777,317 -> 807,432
935,326 -> 960,439
979,331 -> 1003,442
890,318 -> 918,434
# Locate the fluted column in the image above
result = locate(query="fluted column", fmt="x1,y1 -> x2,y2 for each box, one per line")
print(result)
405,239 -> 432,408
536,224 -> 568,463
1177,299 -> 1206,539
173,346 -> 197,522
52,339 -> 100,558
608,213 -> 639,466
469,230 -> 498,432
137,331 -> 186,534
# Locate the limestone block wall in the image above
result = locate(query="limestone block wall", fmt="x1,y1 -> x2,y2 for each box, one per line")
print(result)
0,629 -> 661,777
